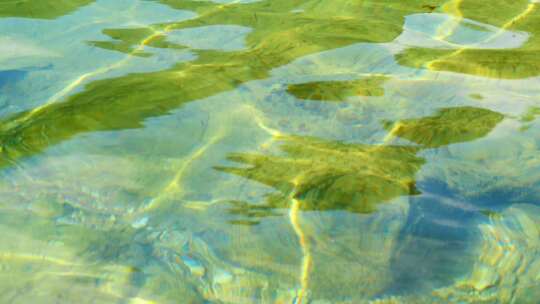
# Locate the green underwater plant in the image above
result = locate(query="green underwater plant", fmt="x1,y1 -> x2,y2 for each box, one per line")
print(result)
0,0 -> 94,19
383,106 -> 505,148
520,106 -> 540,123
1,1 -> 535,302
396,0 -> 540,79
226,197 -> 284,226
518,106 -> 540,131
87,28 -> 186,57
216,106 -> 505,224
216,136 -> 424,216
0,0 -> 447,169
287,76 -> 388,101
212,105 -> 508,303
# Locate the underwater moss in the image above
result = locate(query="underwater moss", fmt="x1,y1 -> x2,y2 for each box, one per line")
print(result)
520,106 -> 540,123
88,0 -> 464,62
384,106 -> 504,148
0,0 -> 451,168
519,106 -> 540,131
216,135 -> 425,216
396,0 -> 540,79
398,47 -> 540,79
217,106 -> 504,224
1,0 -> 536,301
226,198 -> 283,225
87,27 -> 186,57
287,77 -> 388,101
458,0 -> 532,27
0,0 -> 94,19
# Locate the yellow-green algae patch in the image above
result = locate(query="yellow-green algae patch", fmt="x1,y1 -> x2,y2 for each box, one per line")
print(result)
211,105 -> 507,301
0,1 -> 536,301
396,0 -> 540,79
216,106 -> 504,224
216,136 -> 424,215
287,76 -> 388,101
383,106 -> 505,148
87,28 -> 186,57
0,0 -> 94,19
520,106 -> 540,123
0,0 -> 449,168
519,106 -> 540,130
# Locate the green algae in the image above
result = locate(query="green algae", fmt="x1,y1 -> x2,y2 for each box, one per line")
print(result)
396,0 -> 540,79
521,106 -> 540,123
0,0 -> 538,302
519,106 -> 540,131
216,136 -> 424,215
287,76 -> 388,101
458,0 -> 532,27
87,27 -> 186,57
0,0 -> 94,19
226,198 -> 282,226
383,106 -> 505,148
469,93 -> 484,100
216,106 -> 504,224
397,47 -> 540,79
0,0 -> 450,168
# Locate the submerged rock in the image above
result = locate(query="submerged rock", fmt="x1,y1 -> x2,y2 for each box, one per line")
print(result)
373,204 -> 540,303
455,204 -> 540,303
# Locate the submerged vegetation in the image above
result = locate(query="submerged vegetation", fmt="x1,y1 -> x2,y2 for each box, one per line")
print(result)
396,0 -> 540,79
87,28 -> 186,57
217,106 -> 504,224
287,77 -> 388,101
383,107 -> 505,148
1,0 -> 534,167
0,0 -> 94,19
0,0 -> 539,302
217,136 -> 424,216
0,0 -> 440,167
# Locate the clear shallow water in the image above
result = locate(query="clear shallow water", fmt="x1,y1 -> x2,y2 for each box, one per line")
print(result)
0,0 -> 539,303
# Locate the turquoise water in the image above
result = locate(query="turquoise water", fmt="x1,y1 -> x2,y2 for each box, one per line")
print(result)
0,0 -> 539,303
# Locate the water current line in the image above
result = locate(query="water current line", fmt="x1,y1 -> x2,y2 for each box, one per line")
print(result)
140,105 -> 271,214
2,13 -> 174,188
427,2 -> 538,70
12,25 -> 172,126
434,0 -> 464,41
244,105 -> 312,303
142,127 -> 226,212
289,195 -> 312,304
0,252 -> 85,266
4,1 -> 239,131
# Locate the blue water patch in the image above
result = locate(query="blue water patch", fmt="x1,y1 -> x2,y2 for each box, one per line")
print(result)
389,180 -> 482,294
0,69 -> 27,89
0,0 -> 197,115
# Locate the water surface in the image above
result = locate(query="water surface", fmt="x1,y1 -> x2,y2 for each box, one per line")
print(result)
1,0 -> 539,303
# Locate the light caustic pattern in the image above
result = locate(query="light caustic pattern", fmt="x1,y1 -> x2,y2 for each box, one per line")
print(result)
1,0 -> 540,303
427,0 -> 538,69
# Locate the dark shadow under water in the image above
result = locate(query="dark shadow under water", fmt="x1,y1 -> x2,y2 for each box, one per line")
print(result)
388,176 -> 540,295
